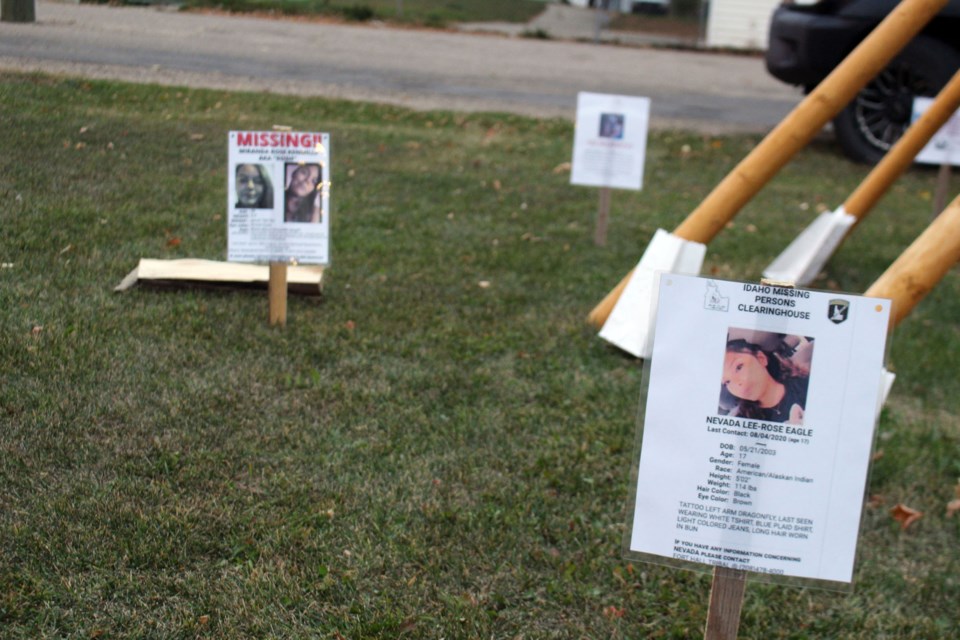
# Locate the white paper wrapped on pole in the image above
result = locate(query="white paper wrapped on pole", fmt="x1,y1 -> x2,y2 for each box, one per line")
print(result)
762,207 -> 857,285
598,229 -> 706,358
762,70 -> 960,287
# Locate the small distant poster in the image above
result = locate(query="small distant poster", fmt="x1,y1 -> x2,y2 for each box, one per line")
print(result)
626,274 -> 891,587
227,130 -> 330,264
571,92 -> 650,190
912,97 -> 960,166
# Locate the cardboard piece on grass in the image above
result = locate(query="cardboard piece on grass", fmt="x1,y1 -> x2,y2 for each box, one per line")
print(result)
598,229 -> 706,358
115,258 -> 324,295
763,206 -> 857,286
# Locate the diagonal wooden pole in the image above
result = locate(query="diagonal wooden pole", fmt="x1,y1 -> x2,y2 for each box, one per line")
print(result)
844,70 -> 960,223
586,0 -> 949,329
865,192 -> 960,329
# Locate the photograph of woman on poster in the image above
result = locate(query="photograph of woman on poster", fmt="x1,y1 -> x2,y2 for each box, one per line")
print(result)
284,162 -> 323,223
234,163 -> 274,209
719,330 -> 814,425
598,113 -> 625,140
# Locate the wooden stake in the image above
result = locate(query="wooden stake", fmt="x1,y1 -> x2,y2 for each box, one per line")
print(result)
865,192 -> 960,329
595,187 -> 611,246
587,0 -> 949,328
269,262 -> 288,326
932,162 -> 951,219
704,567 -> 747,640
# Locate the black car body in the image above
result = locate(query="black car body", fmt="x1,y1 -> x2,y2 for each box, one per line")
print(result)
765,0 -> 960,162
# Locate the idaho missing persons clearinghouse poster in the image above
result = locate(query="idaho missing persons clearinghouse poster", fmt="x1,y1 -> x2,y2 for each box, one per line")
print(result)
228,131 -> 330,265
626,274 -> 891,587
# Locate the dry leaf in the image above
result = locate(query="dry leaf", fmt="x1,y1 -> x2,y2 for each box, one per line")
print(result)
946,499 -> 960,518
872,449 -> 884,461
31,325 -> 43,337
198,615 -> 210,625
190,133 -> 205,141
166,236 -> 181,248
492,179 -> 502,191
344,320 -> 355,331
478,280 -> 491,289
603,605 -> 626,619
890,503 -> 923,530
552,162 -> 571,174
866,494 -> 885,509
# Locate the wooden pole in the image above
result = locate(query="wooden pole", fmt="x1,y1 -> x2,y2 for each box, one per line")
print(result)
865,192 -> 960,328
932,162 -> 951,218
844,70 -> 960,220
595,187 -> 611,246
269,262 -> 288,326
704,567 -> 748,640
587,0 -> 949,329
1,0 -> 34,22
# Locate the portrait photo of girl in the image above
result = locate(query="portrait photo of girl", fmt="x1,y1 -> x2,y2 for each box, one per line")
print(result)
283,162 -> 323,223
234,163 -> 274,209
719,329 -> 814,425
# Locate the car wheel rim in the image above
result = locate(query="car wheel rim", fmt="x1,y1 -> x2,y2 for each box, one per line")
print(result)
852,62 -> 934,155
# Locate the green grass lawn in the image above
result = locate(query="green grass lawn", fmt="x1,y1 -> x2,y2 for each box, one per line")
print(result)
1,72 -> 958,638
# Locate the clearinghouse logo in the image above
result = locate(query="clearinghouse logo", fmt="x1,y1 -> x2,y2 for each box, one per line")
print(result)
828,299 -> 849,324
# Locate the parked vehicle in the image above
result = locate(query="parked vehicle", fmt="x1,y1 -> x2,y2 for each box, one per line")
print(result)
765,0 -> 960,163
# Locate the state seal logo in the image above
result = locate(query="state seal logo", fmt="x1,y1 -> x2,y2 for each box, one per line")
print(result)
828,299 -> 849,324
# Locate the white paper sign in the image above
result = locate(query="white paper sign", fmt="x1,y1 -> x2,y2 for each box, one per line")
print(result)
627,274 -> 891,585
571,92 -> 649,190
228,131 -> 330,264
912,97 -> 960,166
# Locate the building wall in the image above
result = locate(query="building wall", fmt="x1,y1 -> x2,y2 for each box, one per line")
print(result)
705,0 -> 780,50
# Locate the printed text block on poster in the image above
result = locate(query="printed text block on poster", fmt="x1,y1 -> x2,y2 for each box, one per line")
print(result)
626,274 -> 891,587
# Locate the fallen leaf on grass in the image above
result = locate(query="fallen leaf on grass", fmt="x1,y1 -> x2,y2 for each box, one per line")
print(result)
866,494 -> 886,509
477,280 -> 491,289
190,133 -> 205,141
603,605 -> 626,619
166,236 -> 181,249
31,325 -> 43,337
890,503 -> 922,530
552,162 -> 571,174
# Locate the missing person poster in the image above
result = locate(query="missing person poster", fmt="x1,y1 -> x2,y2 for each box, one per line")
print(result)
228,131 -> 330,264
626,274 -> 891,587
570,92 -> 650,190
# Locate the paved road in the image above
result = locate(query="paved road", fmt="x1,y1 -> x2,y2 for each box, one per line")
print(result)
0,1 -> 802,133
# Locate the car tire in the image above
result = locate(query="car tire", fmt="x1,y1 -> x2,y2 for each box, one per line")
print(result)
832,36 -> 960,164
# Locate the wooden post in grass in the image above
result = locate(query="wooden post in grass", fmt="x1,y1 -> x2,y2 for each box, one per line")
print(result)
595,187 -> 611,246
1,0 -> 34,22
704,566 -> 748,640
865,191 -> 960,329
932,163 -> 951,219
586,0 -> 949,329
269,262 -> 288,326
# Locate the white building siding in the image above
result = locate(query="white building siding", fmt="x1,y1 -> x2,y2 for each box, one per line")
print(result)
706,0 -> 781,50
